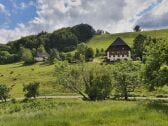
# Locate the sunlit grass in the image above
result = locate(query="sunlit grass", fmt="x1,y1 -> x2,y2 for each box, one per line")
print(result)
0,99 -> 168,126
87,29 -> 168,51
0,62 -> 66,97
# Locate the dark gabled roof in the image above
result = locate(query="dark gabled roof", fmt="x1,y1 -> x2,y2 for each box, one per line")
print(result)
111,37 -> 128,46
106,37 -> 130,52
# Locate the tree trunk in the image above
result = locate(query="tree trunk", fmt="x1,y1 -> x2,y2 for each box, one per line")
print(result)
124,84 -> 128,100
1,96 -> 4,102
149,85 -> 155,92
124,92 -> 128,100
74,87 -> 89,100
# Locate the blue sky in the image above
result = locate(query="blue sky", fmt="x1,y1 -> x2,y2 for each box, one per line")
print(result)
0,0 -> 167,43
0,0 -> 37,29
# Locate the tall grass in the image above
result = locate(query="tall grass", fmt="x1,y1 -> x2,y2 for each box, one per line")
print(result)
0,99 -> 168,126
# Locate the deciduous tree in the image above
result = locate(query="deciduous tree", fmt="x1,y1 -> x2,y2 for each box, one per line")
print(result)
113,61 -> 141,100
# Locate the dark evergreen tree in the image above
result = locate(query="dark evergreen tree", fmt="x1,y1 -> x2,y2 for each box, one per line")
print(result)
132,34 -> 146,61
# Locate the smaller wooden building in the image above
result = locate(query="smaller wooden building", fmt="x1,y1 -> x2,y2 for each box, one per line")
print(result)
34,52 -> 49,62
105,37 -> 131,61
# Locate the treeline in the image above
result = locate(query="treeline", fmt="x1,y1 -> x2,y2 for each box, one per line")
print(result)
0,23 -> 95,64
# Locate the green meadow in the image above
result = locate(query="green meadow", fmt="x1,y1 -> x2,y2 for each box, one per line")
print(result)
0,62 -> 168,98
0,29 -> 168,126
87,29 -> 168,50
0,62 -> 75,97
0,99 -> 168,126
1,29 -> 168,98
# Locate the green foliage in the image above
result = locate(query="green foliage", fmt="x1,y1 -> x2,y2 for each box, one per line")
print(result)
59,52 -> 67,61
0,24 -> 94,65
37,44 -> 46,53
0,45 -> 11,52
23,82 -> 40,98
143,38 -> 168,90
132,34 -> 146,61
156,66 -> 168,86
55,62 -> 87,99
0,84 -> 10,102
11,98 -> 17,104
85,74 -> 112,100
0,51 -> 19,64
48,28 -> 78,52
66,53 -> 73,63
133,25 -> 141,32
21,48 -> 34,64
75,43 -> 94,62
72,23 -> 95,42
77,43 -> 88,55
56,62 -> 112,100
85,47 -> 94,61
113,61 -> 141,100
95,48 -> 105,57
48,49 -> 60,64
95,48 -> 100,57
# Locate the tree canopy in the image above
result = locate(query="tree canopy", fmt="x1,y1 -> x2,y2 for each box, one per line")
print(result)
143,38 -> 168,90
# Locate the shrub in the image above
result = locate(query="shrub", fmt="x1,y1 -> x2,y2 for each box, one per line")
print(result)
11,98 -> 17,104
23,82 -> 40,99
0,84 -> 10,102
85,75 -> 112,100
85,47 -> 94,61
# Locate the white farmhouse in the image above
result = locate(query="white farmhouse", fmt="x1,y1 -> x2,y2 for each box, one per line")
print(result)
105,37 -> 131,61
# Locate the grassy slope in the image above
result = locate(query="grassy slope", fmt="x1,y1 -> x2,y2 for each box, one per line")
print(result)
0,62 -> 74,97
1,62 -> 168,98
87,29 -> 168,50
0,99 -> 168,126
1,29 -> 168,97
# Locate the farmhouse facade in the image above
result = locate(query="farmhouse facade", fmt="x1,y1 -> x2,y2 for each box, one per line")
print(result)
105,37 -> 131,61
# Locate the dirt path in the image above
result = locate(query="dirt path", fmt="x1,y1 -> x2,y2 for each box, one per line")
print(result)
2,96 -> 168,103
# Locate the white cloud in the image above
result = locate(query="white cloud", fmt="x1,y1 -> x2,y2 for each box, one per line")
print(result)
0,0 -> 168,44
0,3 -> 5,12
0,3 -> 10,16
19,1 -> 36,9
11,0 -> 35,10
137,0 -> 168,29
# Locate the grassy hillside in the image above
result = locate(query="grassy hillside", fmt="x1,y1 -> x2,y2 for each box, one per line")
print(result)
0,29 -> 168,98
0,62 -> 75,97
87,29 -> 168,50
1,62 -> 168,98
0,99 -> 168,126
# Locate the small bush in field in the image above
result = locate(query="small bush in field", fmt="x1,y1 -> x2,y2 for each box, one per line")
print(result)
23,82 -> 40,99
10,71 -> 14,74
0,84 -> 10,102
11,98 -> 17,104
